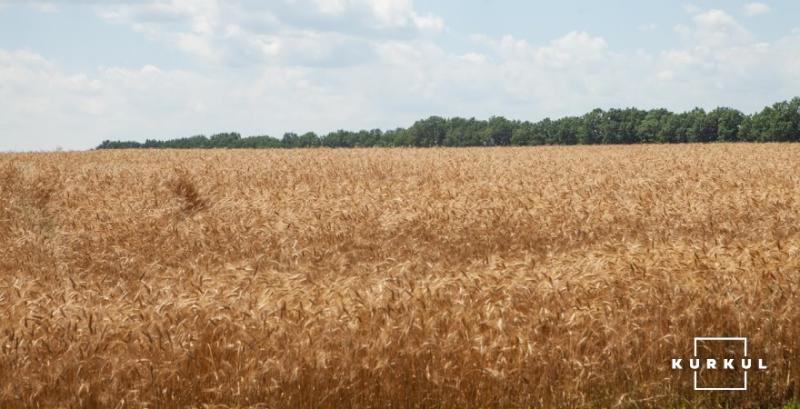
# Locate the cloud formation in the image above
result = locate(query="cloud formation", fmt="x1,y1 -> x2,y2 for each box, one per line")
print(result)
743,2 -> 771,16
1,2 -> 799,150
95,0 -> 443,67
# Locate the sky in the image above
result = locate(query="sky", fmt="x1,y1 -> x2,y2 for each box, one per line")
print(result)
1,0 -> 799,151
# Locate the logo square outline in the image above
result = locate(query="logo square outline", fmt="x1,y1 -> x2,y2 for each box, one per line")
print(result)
692,337 -> 748,391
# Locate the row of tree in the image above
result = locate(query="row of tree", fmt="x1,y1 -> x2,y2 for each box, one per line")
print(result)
97,97 -> 800,149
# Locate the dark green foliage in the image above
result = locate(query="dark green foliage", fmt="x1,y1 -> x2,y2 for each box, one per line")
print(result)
96,98 -> 800,149
709,107 -> 745,141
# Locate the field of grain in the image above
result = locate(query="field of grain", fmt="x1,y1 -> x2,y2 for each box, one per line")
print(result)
1,145 -> 799,408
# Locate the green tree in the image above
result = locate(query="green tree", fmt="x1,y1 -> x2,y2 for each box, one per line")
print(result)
708,107 -> 744,141
96,97 -> 800,149
578,109 -> 603,144
408,116 -> 447,146
636,109 -> 670,143
483,116 -> 513,146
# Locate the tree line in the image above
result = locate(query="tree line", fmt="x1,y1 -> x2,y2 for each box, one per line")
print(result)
97,97 -> 800,149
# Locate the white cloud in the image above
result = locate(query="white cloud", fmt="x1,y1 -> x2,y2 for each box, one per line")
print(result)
675,9 -> 752,48
412,13 -> 443,32
299,0 -> 443,32
2,3 -> 800,151
536,31 -> 608,67
459,52 -> 487,64
94,0 -> 442,67
743,2 -> 771,16
0,50 -> 223,150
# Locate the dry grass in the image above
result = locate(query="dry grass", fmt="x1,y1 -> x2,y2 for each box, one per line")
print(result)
0,144 -> 799,408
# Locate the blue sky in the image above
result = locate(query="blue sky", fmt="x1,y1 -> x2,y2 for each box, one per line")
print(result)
1,0 -> 799,150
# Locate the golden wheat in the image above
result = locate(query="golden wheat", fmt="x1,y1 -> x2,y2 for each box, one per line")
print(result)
0,144 -> 798,408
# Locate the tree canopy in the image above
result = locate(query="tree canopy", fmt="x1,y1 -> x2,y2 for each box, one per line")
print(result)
97,97 -> 800,149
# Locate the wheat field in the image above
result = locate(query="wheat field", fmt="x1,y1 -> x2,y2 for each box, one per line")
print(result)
1,145 -> 799,408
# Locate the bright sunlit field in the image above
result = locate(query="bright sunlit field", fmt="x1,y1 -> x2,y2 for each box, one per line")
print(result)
1,144 -> 799,408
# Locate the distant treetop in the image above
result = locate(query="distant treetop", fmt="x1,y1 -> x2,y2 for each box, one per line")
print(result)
97,97 -> 800,149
